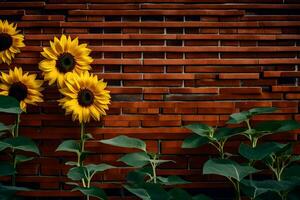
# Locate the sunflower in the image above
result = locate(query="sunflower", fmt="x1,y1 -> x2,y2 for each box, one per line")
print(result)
0,67 -> 44,111
39,35 -> 93,87
0,20 -> 25,65
58,71 -> 110,123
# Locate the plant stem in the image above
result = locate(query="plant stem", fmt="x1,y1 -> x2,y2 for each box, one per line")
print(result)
251,137 -> 258,148
219,141 -> 225,159
234,181 -> 241,200
228,178 -> 241,200
209,141 -> 225,159
79,123 -> 85,166
237,182 -> 241,200
78,123 -> 87,188
15,114 -> 20,137
11,113 -> 21,186
246,119 -> 251,131
86,178 -> 91,200
151,155 -> 157,184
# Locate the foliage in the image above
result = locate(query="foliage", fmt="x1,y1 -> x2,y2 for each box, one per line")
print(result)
0,95 -> 39,198
183,107 -> 300,200
56,123 -> 114,200
100,135 -> 211,200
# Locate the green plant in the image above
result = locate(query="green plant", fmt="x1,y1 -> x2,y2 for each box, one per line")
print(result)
0,96 -> 39,199
100,135 -> 212,200
55,69 -> 112,200
56,123 -> 114,200
182,107 -> 300,200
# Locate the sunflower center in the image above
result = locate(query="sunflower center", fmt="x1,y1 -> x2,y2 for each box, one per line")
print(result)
0,33 -> 13,52
78,89 -> 94,107
8,82 -> 28,102
56,53 -> 75,73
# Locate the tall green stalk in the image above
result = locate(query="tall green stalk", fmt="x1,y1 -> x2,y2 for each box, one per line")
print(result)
11,113 -> 21,186
79,123 -> 85,167
79,123 -> 90,200
150,154 -> 157,184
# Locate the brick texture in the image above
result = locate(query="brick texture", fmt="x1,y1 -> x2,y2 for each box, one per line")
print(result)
0,0 -> 300,199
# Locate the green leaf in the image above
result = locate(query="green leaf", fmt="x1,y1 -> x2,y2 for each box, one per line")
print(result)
73,186 -> 107,200
0,183 -> 29,200
290,155 -> 300,163
143,183 -> 170,200
100,135 -> 146,152
168,188 -> 192,200
3,136 -> 39,155
249,107 -> 277,116
0,95 -> 22,114
124,185 -> 151,200
255,120 -> 300,135
227,107 -> 277,124
85,163 -> 115,178
126,166 -> 153,184
203,159 -> 259,182
15,155 -> 34,164
274,143 -> 293,156
119,152 -> 150,167
0,122 -> 11,132
182,134 -> 209,148
0,184 -> 29,191
241,179 -> 293,198
192,194 -> 213,200
226,111 -> 250,124
157,175 -> 190,185
0,162 -> 16,176
125,183 -> 171,200
168,188 -> 213,200
215,127 -> 245,140
85,133 -> 94,140
239,142 -> 288,161
67,167 -> 86,181
56,140 -> 80,154
0,140 -> 11,151
282,164 -> 300,183
254,192 -> 281,200
127,171 -> 149,185
184,124 -> 212,137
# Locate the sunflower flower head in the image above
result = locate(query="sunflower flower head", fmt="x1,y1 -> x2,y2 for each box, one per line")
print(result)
39,35 -> 93,87
58,71 -> 110,123
0,20 -> 25,65
0,67 -> 44,112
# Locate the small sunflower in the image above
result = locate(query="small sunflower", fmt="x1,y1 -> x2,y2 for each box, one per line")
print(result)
0,67 -> 44,111
58,71 -> 110,123
39,35 -> 93,87
0,20 -> 25,65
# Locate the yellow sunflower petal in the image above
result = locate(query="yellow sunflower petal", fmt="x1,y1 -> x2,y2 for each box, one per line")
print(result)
40,35 -> 93,86
58,71 -> 111,123
0,67 -> 44,112
0,20 -> 25,64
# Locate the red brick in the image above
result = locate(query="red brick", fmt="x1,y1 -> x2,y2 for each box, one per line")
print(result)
219,73 -> 260,79
220,87 -> 262,94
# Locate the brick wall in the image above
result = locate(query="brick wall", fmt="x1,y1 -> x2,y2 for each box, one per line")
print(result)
1,0 -> 300,199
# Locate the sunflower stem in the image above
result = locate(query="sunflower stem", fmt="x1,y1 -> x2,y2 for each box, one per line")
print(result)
15,114 -> 20,137
12,113 -> 21,186
80,123 -> 85,166
150,154 -> 157,184
79,123 -> 88,188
